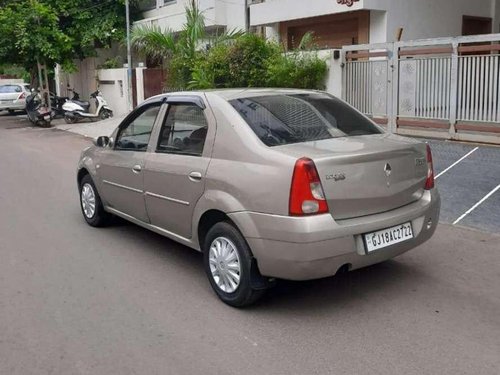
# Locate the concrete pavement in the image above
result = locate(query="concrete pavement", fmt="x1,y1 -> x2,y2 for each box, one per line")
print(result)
53,115 -> 124,139
0,113 -> 499,375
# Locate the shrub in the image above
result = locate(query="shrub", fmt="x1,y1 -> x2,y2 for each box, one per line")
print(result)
225,34 -> 280,87
265,52 -> 327,90
185,34 -> 328,90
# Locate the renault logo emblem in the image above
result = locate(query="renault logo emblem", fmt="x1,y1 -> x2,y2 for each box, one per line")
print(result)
384,163 -> 392,177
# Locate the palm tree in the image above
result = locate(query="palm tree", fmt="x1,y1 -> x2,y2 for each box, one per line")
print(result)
131,0 -> 242,64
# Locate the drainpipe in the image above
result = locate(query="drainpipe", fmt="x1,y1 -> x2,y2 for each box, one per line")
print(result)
245,0 -> 250,32
126,0 -> 133,112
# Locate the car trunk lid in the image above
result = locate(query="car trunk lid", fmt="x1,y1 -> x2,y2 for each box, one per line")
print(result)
276,134 -> 428,220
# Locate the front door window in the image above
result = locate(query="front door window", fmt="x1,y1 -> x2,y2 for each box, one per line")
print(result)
115,104 -> 161,151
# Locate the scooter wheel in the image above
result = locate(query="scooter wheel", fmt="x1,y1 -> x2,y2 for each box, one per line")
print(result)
64,115 -> 77,124
99,109 -> 112,120
40,120 -> 52,128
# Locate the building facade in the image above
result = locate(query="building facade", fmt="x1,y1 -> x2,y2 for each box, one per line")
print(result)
251,0 -> 500,48
135,0 -> 248,33
135,0 -> 500,49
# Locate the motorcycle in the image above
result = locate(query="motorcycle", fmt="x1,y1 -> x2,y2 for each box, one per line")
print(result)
25,90 -> 52,127
62,89 -> 113,124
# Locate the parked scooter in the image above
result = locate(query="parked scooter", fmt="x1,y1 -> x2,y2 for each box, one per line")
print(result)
25,90 -> 52,127
62,89 -> 113,124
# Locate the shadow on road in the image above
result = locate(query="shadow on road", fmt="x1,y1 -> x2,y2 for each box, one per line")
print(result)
97,217 -> 425,312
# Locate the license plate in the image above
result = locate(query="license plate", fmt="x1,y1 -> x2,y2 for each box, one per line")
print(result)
364,222 -> 413,252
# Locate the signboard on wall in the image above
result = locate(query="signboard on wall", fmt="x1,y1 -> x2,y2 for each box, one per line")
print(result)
337,0 -> 359,6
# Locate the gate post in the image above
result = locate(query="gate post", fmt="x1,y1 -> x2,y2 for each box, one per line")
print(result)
340,48 -> 347,100
389,42 -> 398,134
448,41 -> 459,138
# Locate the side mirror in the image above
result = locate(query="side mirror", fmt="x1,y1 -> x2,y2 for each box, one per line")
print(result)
95,136 -> 110,147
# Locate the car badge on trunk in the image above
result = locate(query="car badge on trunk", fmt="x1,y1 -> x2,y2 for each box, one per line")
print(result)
326,173 -> 346,182
384,163 -> 392,177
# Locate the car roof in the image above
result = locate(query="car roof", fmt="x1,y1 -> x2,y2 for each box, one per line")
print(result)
143,88 -> 321,105
0,83 -> 29,89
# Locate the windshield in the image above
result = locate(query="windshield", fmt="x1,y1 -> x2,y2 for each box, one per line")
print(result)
230,93 -> 382,147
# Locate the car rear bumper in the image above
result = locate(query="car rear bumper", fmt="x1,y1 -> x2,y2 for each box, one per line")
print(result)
228,189 -> 440,281
0,101 -> 25,111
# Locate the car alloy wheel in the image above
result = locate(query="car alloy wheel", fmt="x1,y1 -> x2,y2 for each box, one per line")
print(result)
81,183 -> 96,219
208,236 -> 241,293
79,174 -> 112,227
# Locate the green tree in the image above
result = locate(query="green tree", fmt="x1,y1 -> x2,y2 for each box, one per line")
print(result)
0,1 -> 72,81
0,0 -> 130,83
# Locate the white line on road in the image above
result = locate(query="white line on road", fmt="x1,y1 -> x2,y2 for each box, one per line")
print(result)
435,147 -> 479,179
453,184 -> 500,225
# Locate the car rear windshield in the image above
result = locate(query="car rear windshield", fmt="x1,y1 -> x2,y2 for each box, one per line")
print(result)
0,85 -> 22,93
229,93 -> 382,147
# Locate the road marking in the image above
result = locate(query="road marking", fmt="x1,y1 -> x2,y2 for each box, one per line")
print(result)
453,184 -> 500,225
435,147 -> 479,179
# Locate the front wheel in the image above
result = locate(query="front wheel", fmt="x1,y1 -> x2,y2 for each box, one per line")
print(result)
99,109 -> 112,120
64,114 -> 77,124
79,174 -> 112,227
203,222 -> 266,307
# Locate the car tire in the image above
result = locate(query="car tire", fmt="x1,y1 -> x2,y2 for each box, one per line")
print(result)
203,222 -> 266,307
8,109 -> 15,115
79,174 -> 112,227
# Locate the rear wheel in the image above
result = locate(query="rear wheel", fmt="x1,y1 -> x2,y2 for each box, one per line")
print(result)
36,119 -> 51,128
79,174 -> 112,227
203,222 -> 266,307
8,109 -> 15,115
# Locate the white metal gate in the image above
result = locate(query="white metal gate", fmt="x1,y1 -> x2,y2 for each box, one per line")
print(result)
342,34 -> 500,144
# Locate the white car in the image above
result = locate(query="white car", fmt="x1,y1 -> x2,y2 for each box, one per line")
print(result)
0,84 -> 31,113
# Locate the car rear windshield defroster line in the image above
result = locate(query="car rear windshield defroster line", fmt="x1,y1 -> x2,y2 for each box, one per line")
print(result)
230,93 -> 382,147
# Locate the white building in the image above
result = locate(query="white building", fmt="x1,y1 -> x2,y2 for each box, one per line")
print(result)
135,0 -> 248,33
135,0 -> 500,48
251,0 -> 500,48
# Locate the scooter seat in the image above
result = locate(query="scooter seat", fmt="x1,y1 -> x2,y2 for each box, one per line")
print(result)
73,100 -> 90,110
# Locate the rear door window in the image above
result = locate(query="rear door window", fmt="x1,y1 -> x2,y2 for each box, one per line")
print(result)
230,93 -> 382,147
157,104 -> 208,156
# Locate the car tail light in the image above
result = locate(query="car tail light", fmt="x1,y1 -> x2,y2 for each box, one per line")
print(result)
18,92 -> 27,100
425,144 -> 435,190
289,157 -> 329,216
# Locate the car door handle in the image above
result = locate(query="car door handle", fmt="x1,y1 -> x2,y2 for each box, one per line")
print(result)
188,172 -> 202,182
132,165 -> 142,174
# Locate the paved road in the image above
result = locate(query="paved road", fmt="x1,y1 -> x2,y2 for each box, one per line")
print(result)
1,114 -> 499,375
428,139 -> 500,233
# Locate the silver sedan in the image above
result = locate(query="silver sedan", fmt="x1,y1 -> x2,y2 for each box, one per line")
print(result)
77,89 -> 440,307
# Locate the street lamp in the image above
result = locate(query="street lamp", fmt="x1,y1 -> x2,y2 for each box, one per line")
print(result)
125,0 -> 133,112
